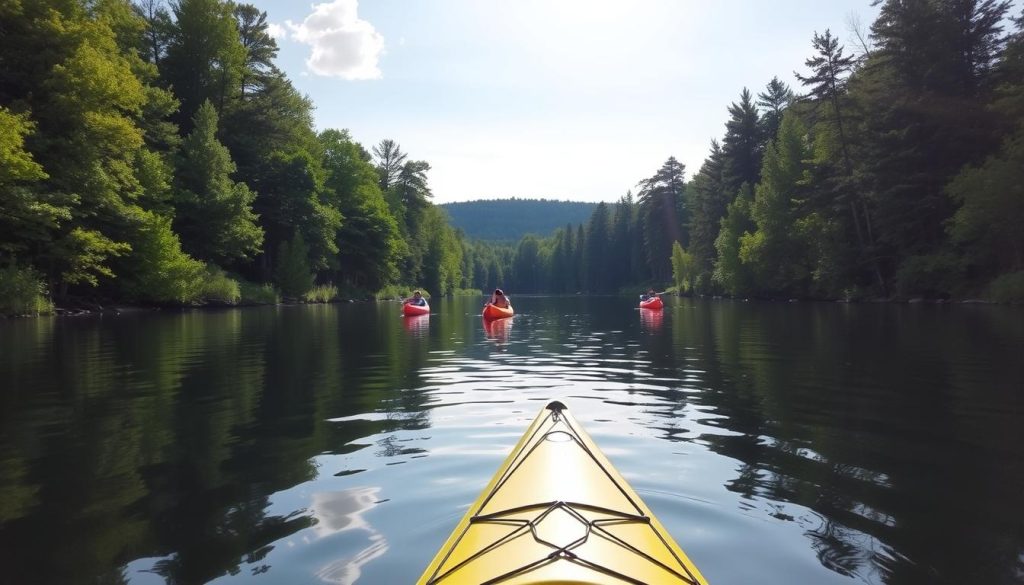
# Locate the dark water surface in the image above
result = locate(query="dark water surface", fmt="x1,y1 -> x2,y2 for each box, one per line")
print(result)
1,297 -> 1022,585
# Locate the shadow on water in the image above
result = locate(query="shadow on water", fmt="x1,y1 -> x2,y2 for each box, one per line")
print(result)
0,296 -> 1021,584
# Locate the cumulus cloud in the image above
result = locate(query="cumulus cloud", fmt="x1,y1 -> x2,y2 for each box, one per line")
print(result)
266,22 -> 288,41
286,0 -> 384,80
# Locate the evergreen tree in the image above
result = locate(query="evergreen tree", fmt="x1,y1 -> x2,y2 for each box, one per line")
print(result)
373,139 -> 407,192
233,4 -> 279,98
610,194 -> 636,291
797,28 -> 884,292
134,0 -> 174,68
687,140 -> 728,292
173,100 -> 262,264
739,112 -> 812,295
162,0 -> 245,129
859,0 -> 1011,293
637,157 -> 687,281
721,88 -> 763,197
512,235 -> 543,293
757,76 -> 794,145
584,202 -> 611,292
574,224 -> 586,292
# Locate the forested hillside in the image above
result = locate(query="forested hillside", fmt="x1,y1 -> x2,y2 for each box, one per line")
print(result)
486,3 -> 1024,301
0,0 -> 471,314
441,199 -> 598,241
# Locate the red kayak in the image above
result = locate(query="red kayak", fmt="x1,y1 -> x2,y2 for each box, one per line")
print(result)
403,302 -> 430,316
639,296 -> 664,310
482,302 -> 514,320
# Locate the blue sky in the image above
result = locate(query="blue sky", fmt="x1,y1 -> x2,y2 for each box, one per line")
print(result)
247,0 -> 881,203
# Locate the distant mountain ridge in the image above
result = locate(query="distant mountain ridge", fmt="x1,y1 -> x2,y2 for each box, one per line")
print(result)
441,198 -> 599,241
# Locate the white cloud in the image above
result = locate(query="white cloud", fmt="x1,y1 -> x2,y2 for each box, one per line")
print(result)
286,0 -> 384,80
266,22 -> 287,41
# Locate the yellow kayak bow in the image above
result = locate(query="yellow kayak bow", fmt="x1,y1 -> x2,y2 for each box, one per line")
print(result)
417,400 -> 709,584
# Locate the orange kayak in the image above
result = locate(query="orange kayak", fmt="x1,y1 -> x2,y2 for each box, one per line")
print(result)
404,302 -> 430,316
639,296 -> 664,310
483,302 -> 514,320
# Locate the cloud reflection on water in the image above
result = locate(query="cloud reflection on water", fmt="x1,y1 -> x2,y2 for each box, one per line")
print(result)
311,488 -> 388,585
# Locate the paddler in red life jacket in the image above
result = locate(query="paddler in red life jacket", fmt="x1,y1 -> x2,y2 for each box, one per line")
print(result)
405,290 -> 427,306
487,288 -> 511,309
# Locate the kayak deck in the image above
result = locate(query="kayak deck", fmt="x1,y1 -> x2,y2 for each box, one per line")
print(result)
639,297 -> 663,310
483,303 -> 514,320
417,401 -> 708,584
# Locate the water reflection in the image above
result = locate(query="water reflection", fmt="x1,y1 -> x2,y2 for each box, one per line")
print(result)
402,314 -> 430,337
639,307 -> 664,331
312,488 -> 388,585
482,315 -> 512,345
0,298 -> 1020,585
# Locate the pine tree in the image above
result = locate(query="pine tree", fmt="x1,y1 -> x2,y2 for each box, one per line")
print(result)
721,89 -> 762,197
637,157 -> 687,281
687,141 -> 728,291
757,76 -> 794,145
584,202 -> 611,292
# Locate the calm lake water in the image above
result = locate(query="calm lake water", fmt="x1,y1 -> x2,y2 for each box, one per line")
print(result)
1,296 -> 1022,585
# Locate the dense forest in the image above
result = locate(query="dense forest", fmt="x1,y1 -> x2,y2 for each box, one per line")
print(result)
0,0 -> 482,315
490,2 -> 1024,301
441,199 -> 598,242
2,1 -> 1023,315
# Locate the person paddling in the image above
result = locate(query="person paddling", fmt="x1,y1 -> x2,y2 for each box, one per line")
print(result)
405,290 -> 427,307
486,288 -> 511,309
640,288 -> 658,302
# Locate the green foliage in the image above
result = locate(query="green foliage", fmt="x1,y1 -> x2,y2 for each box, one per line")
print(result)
450,287 -> 483,296
255,148 -> 340,270
173,100 -> 262,264
54,228 -> 132,287
420,206 -> 463,296
713,184 -> 755,296
670,241 -> 696,293
894,253 -> 964,299
198,266 -> 240,304
162,0 -> 245,129
584,202 -> 612,292
739,112 -> 812,295
238,280 -> 279,305
0,108 -> 47,184
375,284 -> 430,300
0,264 -> 54,316
123,213 -> 205,303
988,271 -> 1024,303
0,107 -> 68,258
303,283 -> 338,303
274,231 -> 314,298
319,129 -> 402,290
637,157 -> 687,281
947,129 -> 1024,275
687,141 -> 727,291
512,235 -> 544,293
722,88 -> 762,195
